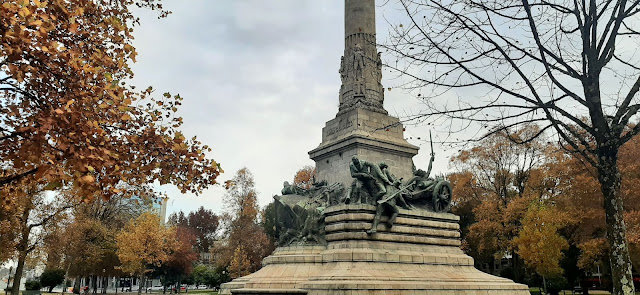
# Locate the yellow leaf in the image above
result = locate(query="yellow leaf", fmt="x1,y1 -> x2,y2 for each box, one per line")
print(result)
20,7 -> 31,17
121,114 -> 131,121
109,91 -> 119,101
80,175 -> 95,183
29,20 -> 43,27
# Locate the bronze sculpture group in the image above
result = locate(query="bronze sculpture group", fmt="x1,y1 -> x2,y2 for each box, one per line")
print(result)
273,151 -> 452,245
348,154 -> 452,234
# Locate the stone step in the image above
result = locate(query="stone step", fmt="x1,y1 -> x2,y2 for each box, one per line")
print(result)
325,213 -> 460,231
320,249 -> 474,265
324,204 -> 460,223
325,222 -> 460,239
326,231 -> 461,247
263,254 -> 323,265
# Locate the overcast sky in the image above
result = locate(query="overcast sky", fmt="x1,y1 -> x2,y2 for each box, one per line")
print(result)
129,0 -> 449,218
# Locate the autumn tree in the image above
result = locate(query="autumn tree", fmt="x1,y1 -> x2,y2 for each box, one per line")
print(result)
155,228 -> 198,293
1,0 -> 220,202
0,183 -> 22,262
228,246 -> 251,279
5,182 -> 76,295
449,127 -> 552,280
63,217 -> 113,293
45,194 -> 145,294
116,212 -> 177,295
450,126 -> 640,287
213,168 -> 273,274
168,206 -> 219,253
385,0 -> 640,291
292,166 -> 316,190
551,134 -> 640,277
387,0 -> 640,295
513,203 -> 570,292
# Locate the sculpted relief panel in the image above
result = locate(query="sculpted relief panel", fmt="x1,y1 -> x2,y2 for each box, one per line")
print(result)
338,33 -> 386,115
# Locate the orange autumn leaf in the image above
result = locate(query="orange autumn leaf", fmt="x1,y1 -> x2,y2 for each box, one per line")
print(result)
0,0 -> 218,205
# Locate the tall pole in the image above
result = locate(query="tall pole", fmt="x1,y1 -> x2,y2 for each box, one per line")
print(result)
338,0 -> 386,115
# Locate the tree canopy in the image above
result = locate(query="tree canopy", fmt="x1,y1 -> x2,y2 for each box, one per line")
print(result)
385,0 -> 640,292
1,0 -> 221,202
213,168 -> 273,276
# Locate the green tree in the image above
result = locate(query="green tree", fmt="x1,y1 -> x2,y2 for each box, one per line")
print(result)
190,265 -> 209,288
40,268 -> 66,293
261,202 -> 277,243
204,266 -> 229,289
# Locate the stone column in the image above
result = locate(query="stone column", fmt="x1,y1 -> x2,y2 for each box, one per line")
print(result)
311,0 -> 418,186
345,0 -> 376,37
338,0 -> 385,115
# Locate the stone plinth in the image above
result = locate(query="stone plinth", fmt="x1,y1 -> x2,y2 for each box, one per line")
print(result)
309,109 -> 418,186
221,205 -> 529,295
221,246 -> 326,295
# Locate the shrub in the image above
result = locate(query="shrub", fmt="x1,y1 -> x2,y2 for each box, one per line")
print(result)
547,277 -> 569,295
24,280 -> 42,291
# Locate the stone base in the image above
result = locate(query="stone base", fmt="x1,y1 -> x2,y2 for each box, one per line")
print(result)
309,108 -> 419,186
221,205 -> 529,295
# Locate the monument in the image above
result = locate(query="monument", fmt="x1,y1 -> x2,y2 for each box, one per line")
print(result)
308,0 -> 418,187
220,1 -> 530,294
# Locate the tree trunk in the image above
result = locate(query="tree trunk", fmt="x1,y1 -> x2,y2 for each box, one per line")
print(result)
73,277 -> 81,294
62,264 -> 71,295
10,251 -> 27,295
598,153 -> 635,295
137,274 -> 142,295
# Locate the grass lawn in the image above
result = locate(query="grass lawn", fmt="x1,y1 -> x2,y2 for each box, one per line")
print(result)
182,291 -> 217,295
529,287 -> 640,294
